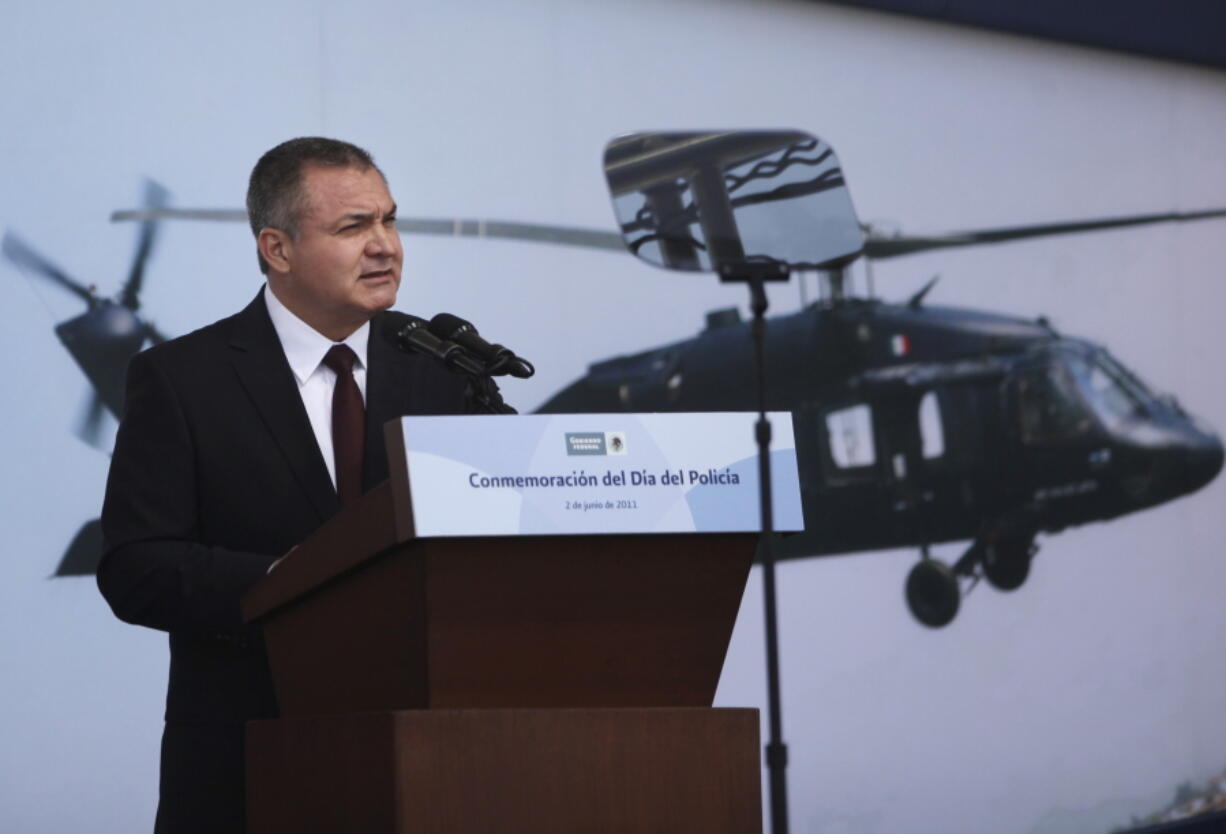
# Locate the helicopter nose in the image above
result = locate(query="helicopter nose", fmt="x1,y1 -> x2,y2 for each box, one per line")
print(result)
1182,429 -> 1224,494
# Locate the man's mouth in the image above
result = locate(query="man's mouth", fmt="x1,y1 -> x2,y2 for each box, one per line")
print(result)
360,269 -> 394,281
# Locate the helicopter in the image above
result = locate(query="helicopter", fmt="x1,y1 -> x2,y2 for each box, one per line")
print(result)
538,286 -> 1224,626
534,130 -> 1226,627
2,179 -> 170,576
29,158 -> 1226,627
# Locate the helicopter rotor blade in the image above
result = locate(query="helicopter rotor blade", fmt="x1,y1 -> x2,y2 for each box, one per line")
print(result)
76,392 -> 106,448
112,204 -> 1226,264
864,208 -> 1226,260
144,321 -> 169,345
2,232 -> 95,303
119,179 -> 170,312
112,207 -> 247,223
111,208 -> 626,252
52,518 -> 105,577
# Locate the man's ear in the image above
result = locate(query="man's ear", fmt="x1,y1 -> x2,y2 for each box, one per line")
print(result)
258,228 -> 293,274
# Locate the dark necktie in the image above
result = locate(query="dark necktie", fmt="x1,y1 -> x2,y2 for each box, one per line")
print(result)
322,344 -> 365,507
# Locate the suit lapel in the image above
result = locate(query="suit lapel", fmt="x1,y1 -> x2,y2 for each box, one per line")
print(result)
227,291 -> 340,522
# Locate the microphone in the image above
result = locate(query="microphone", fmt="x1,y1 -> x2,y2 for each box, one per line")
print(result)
427,313 -> 535,378
382,311 -> 486,376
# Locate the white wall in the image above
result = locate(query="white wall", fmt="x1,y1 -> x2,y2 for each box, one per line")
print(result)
2,2 -> 1225,832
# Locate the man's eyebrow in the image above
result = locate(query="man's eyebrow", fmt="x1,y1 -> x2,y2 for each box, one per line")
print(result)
335,204 -> 398,225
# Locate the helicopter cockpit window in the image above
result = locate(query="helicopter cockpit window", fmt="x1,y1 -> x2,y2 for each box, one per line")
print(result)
1097,353 -> 1135,386
826,404 -> 876,469
1019,364 -> 1092,444
919,391 -> 945,460
1067,355 -> 1146,431
1098,352 -> 1155,405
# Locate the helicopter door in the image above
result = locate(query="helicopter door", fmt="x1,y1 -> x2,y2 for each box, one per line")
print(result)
937,382 -> 1010,512
870,393 -> 936,542
874,388 -> 999,545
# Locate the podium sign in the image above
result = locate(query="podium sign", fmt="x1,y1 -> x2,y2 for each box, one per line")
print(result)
388,412 -> 803,537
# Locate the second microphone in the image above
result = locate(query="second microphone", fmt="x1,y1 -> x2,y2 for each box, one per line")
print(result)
427,313 -> 535,378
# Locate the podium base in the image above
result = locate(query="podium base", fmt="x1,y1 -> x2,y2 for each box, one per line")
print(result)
247,707 -> 761,834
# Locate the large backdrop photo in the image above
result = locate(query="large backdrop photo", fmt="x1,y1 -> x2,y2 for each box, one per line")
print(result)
1,2 -> 1225,833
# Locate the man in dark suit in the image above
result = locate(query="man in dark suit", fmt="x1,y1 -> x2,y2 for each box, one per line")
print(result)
98,138 -> 485,833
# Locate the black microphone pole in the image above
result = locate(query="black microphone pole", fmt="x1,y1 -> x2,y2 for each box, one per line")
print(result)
695,158 -> 791,834
749,270 -> 787,834
718,261 -> 789,834
466,374 -> 517,415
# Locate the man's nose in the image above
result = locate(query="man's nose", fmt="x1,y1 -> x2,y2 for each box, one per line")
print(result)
366,224 -> 400,256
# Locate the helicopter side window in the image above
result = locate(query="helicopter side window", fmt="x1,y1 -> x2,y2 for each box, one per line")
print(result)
826,404 -> 876,469
1019,364 -> 1091,444
919,391 -> 945,460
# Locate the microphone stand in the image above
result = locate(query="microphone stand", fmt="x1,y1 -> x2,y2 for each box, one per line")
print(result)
695,143 -> 792,834
721,260 -> 790,834
466,372 -> 517,415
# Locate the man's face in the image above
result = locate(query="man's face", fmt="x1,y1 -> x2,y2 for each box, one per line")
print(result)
275,164 -> 402,339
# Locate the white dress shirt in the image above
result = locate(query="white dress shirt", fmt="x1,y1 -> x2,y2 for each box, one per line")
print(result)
263,286 -> 369,490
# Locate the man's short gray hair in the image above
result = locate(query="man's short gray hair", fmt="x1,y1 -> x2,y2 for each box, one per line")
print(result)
246,137 -> 384,274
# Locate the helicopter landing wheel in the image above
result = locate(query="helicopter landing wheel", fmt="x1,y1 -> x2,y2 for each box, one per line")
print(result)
981,533 -> 1035,592
905,558 -> 960,628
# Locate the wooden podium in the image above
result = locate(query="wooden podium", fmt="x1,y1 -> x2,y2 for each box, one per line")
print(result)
242,432 -> 762,833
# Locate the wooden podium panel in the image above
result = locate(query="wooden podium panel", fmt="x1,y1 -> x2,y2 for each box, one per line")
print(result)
247,493 -> 754,715
247,708 -> 762,834
241,448 -> 763,834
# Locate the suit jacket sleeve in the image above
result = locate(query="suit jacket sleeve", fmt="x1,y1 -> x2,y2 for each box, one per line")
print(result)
98,349 -> 276,636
